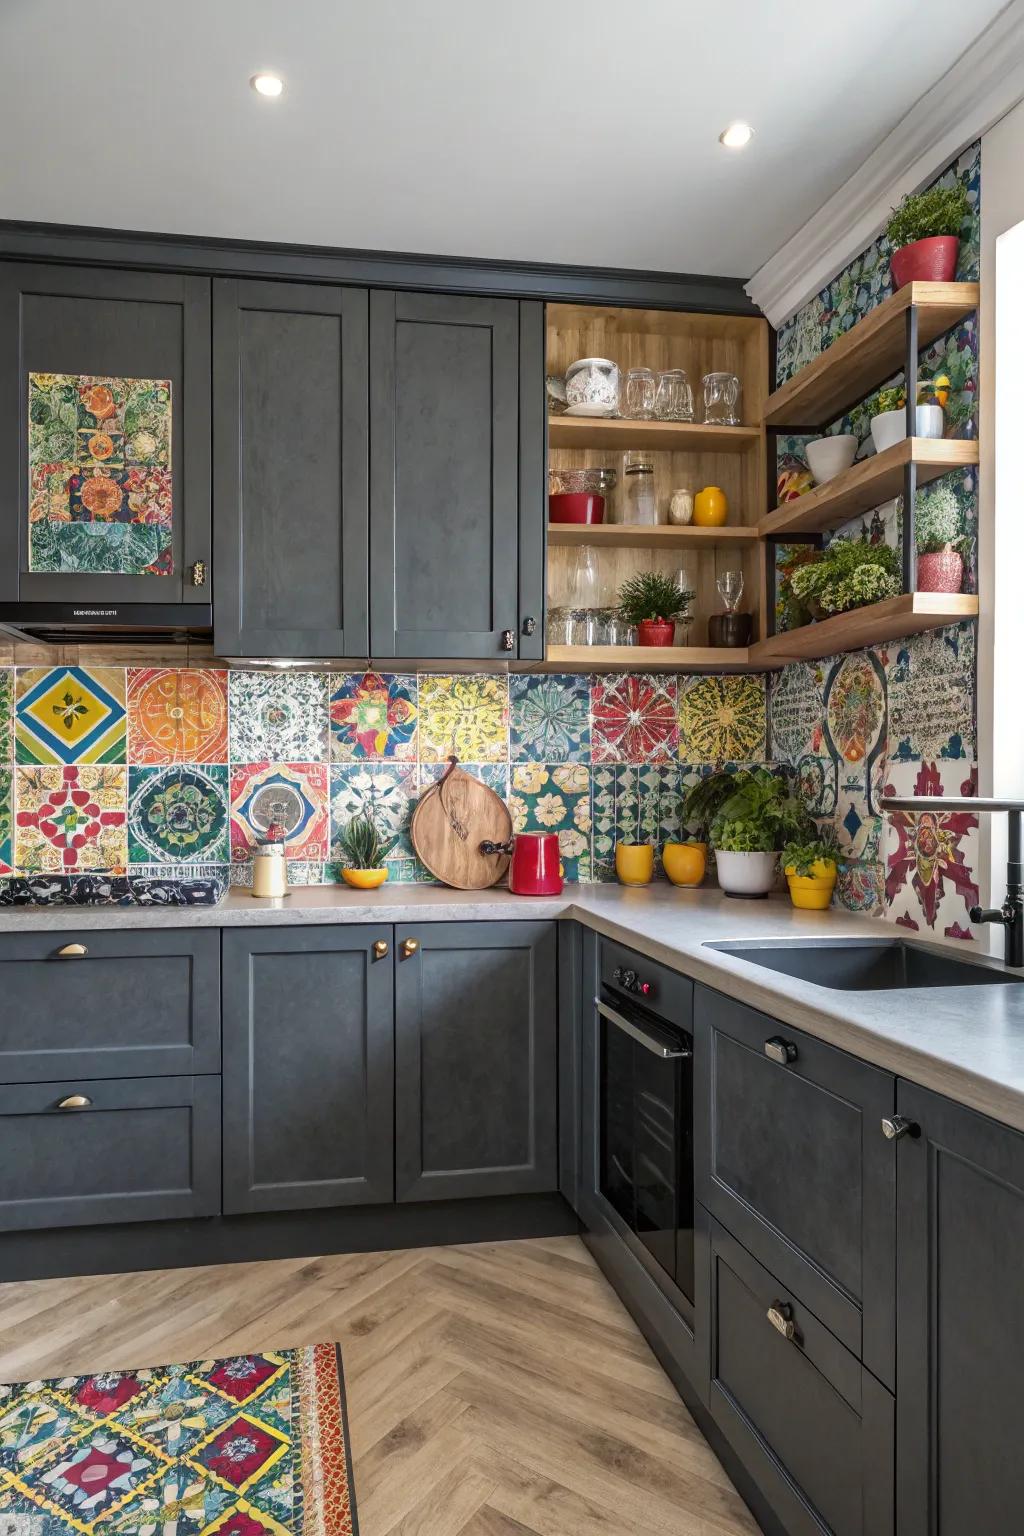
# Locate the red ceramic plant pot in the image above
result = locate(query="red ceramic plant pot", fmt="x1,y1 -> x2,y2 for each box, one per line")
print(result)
637,619 -> 675,646
890,235 -> 960,289
917,548 -> 964,593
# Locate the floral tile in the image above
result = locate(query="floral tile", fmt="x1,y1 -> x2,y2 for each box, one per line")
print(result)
592,764 -> 682,878
834,858 -> 884,915
509,764 -> 592,882
0,767 -> 11,874
15,665 -> 126,765
592,675 -> 677,765
0,668 -> 12,760
128,764 -> 229,865
678,675 -> 765,764
329,763 -> 418,875
228,671 -> 330,763
15,765 -> 127,873
329,671 -> 417,761
769,661 -> 826,764
419,761 -> 508,797
418,674 -> 509,763
127,667 -> 229,765
883,760 -> 979,940
510,674 -> 590,762
230,762 -> 328,862
882,623 -> 975,763
821,651 -> 887,777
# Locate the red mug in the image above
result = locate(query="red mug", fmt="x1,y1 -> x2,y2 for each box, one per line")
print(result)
481,831 -> 564,895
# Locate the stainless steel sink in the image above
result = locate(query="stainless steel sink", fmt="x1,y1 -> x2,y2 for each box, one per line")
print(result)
705,939 -> 1023,990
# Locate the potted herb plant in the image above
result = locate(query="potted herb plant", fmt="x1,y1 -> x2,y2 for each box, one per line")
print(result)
335,812 -> 397,890
617,570 -> 693,646
780,829 -> 840,910
886,182 -> 968,288
685,768 -> 812,898
915,480 -> 969,593
669,771 -> 743,887
786,537 -> 901,621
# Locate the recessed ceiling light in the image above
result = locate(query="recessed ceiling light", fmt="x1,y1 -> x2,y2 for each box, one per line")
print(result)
719,122 -> 753,149
250,72 -> 284,98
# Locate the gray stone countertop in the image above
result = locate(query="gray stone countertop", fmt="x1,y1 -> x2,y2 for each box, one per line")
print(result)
3,882 -> 1023,1135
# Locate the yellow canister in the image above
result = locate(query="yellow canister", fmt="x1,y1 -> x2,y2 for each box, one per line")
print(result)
693,485 -> 729,526
615,843 -> 655,886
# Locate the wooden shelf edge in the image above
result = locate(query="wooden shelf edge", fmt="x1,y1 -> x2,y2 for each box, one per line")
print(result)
548,416 -> 761,452
547,522 -> 759,548
541,645 -> 757,673
757,437 -> 980,538
749,593 -> 979,664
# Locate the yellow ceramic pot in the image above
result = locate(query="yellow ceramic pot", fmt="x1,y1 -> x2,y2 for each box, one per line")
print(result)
693,485 -> 728,526
662,841 -> 707,887
785,858 -> 837,910
615,843 -> 655,886
342,868 -> 389,890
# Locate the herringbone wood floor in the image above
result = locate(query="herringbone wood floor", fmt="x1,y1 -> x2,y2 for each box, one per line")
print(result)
0,1237 -> 759,1535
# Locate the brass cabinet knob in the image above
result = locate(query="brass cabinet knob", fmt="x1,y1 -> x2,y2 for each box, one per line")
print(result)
767,1302 -> 796,1341
373,939 -> 389,959
401,938 -> 420,958
57,1094 -> 92,1111
56,943 -> 88,958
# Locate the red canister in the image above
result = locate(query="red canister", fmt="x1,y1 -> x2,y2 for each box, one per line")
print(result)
508,831 -> 563,896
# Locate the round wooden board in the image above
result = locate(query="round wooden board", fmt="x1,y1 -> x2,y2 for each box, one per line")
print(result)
411,763 -> 513,890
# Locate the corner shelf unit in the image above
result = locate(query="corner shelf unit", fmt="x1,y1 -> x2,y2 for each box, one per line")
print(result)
541,644 -> 753,674
749,593 -> 979,665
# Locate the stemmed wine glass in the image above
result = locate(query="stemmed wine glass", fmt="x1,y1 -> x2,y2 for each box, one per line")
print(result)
716,570 -> 744,614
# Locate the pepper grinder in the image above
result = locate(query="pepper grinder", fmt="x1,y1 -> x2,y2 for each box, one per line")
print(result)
251,821 -> 289,898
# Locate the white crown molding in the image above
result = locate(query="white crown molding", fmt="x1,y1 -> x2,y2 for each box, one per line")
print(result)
746,1 -> 1024,329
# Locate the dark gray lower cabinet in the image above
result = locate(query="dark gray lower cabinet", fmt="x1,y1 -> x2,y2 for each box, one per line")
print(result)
222,928 -> 394,1213
895,1082 -> 1024,1532
0,1077 -> 220,1231
706,1218 -> 894,1536
394,921 -> 557,1201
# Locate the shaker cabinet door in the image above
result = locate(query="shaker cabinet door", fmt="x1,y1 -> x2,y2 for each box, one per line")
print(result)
369,290 -> 523,659
213,279 -> 369,657
0,261 -> 210,607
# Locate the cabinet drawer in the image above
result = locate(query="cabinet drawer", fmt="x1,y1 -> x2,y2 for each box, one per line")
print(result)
695,985 -> 895,1385
0,930 -> 219,1081
706,1219 -> 894,1536
0,1077 -> 220,1232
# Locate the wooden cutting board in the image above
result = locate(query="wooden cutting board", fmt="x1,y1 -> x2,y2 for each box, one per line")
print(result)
411,758 -> 513,889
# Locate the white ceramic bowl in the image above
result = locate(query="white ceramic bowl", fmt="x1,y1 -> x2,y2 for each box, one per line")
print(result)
715,849 -> 778,898
805,434 -> 858,485
870,404 -> 945,455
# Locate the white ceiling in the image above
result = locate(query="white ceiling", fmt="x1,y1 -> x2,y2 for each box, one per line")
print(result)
0,0 -> 1009,277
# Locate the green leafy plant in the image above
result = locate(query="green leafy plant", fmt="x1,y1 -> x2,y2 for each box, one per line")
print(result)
699,768 -> 813,854
886,183 -> 968,249
786,538 -> 902,618
915,480 -> 970,557
336,813 -> 397,870
872,385 -> 906,416
616,570 -> 693,626
780,828 -> 840,876
679,770 -> 740,843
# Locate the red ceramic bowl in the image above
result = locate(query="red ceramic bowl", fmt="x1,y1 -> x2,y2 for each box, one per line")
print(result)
548,492 -> 605,524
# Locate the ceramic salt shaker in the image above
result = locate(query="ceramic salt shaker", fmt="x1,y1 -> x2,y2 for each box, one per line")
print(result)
669,488 -> 694,526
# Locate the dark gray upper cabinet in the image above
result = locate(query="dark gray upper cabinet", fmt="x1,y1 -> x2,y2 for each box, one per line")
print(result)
896,1082 -> 1024,1533
394,921 -> 558,1200
370,291 -> 543,660
213,279 -> 369,657
222,927 -> 395,1213
695,986 -> 896,1388
0,261 -> 210,606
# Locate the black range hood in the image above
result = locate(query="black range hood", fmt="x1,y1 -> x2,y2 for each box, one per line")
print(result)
0,602 -> 212,646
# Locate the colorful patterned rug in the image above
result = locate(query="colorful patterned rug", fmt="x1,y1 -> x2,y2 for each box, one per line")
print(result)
0,1343 -> 356,1535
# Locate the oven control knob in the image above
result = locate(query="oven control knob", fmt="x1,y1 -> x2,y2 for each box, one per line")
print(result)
622,968 -> 638,991
639,980 -> 652,996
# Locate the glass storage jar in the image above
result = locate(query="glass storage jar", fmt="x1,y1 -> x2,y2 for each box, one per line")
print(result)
622,451 -> 658,525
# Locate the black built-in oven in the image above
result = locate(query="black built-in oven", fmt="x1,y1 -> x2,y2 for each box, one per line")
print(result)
597,947 -> 695,1308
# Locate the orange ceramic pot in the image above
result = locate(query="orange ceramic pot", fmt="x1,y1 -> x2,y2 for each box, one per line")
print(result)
662,841 -> 707,887
342,868 -> 389,889
693,485 -> 728,526
615,843 -> 655,886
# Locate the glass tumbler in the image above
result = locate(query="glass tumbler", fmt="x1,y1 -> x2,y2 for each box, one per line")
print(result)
624,367 -> 657,420
655,369 -> 694,422
701,371 -> 742,425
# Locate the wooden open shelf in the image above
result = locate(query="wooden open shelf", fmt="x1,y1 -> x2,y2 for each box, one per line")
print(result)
758,437 -> 980,539
547,522 -> 759,550
763,282 -> 979,429
542,645 -> 754,673
749,592 -> 979,665
548,416 -> 760,453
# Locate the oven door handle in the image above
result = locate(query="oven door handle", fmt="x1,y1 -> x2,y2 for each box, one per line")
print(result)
596,998 -> 693,1060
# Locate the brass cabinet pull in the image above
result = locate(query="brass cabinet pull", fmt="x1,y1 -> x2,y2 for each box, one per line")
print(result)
56,943 -> 88,958
373,939 -> 389,959
767,1302 -> 796,1341
764,1036 -> 797,1066
401,938 -> 420,958
190,559 -> 207,587
57,1094 -> 92,1111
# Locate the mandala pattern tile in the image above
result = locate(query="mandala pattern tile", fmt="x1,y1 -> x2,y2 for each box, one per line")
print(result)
678,675 -> 765,764
510,674 -> 590,762
884,623 -> 975,762
592,764 -> 682,878
883,760 -> 979,939
417,674 -> 508,763
128,764 -> 229,865
27,373 -> 173,577
16,666 -> 126,765
230,763 -> 328,862
228,672 -> 330,763
510,764 -> 592,881
769,662 -> 826,764
0,669 -> 11,760
127,668 -> 229,764
0,769 -> 10,875
835,858 -> 884,915
329,763 -> 417,875
591,675 -> 677,765
329,671 -> 417,761
15,765 -> 127,874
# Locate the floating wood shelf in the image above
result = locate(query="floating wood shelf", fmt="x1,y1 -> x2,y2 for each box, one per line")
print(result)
749,592 -> 979,665
758,438 -> 979,539
542,644 -> 754,673
547,522 -> 759,550
763,282 -> 979,430
548,416 -> 760,453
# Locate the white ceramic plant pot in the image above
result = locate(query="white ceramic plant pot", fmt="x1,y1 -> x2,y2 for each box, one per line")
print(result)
870,404 -> 945,455
715,849 -> 778,899
805,433 -> 858,484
